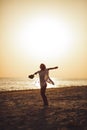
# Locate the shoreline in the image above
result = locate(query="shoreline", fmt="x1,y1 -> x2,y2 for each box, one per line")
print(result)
0,86 -> 87,130
0,85 -> 87,93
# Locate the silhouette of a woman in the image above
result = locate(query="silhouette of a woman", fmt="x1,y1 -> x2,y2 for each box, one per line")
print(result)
29,63 -> 58,106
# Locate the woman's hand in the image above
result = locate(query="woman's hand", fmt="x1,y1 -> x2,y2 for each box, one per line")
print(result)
28,74 -> 34,79
54,66 -> 58,69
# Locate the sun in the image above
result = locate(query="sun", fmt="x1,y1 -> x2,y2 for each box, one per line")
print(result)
16,13 -> 73,61
29,15 -> 72,60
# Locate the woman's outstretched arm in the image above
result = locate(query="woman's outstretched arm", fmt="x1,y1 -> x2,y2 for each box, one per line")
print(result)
28,71 -> 39,79
47,66 -> 58,70
34,71 -> 39,75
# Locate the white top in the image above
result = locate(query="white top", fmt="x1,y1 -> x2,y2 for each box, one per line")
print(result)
38,69 -> 54,87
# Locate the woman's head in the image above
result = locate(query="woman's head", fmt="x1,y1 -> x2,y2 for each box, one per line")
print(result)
40,63 -> 46,70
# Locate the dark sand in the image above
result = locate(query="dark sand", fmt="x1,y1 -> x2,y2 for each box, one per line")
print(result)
0,86 -> 87,130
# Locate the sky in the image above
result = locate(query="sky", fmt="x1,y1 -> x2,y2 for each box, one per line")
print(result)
0,0 -> 87,79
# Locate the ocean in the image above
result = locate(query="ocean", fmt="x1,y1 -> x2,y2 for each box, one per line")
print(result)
0,77 -> 87,91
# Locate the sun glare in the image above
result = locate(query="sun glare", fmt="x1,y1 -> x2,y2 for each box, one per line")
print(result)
15,13 -> 73,61
29,16 -> 72,58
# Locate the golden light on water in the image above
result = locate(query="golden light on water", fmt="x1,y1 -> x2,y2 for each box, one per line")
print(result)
32,77 -> 58,89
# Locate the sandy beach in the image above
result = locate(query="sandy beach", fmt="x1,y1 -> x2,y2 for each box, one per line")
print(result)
0,86 -> 87,130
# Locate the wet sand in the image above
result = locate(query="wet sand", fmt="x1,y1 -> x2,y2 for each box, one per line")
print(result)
0,86 -> 87,130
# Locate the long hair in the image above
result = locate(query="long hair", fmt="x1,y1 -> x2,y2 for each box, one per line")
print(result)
40,63 -> 46,70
